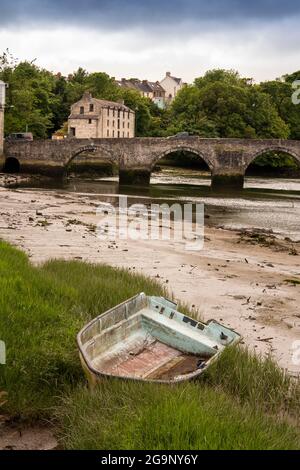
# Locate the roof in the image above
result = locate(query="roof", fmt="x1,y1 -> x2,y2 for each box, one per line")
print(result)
171,76 -> 182,85
147,81 -> 165,92
116,78 -> 165,94
72,92 -> 133,112
161,75 -> 182,85
92,98 -> 132,111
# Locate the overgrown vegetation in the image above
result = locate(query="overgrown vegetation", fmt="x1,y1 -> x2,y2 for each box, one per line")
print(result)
0,241 -> 299,449
1,50 -> 300,144
57,381 -> 300,450
0,241 -> 165,419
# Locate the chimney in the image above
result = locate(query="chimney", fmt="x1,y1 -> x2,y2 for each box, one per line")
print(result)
166,72 -> 171,77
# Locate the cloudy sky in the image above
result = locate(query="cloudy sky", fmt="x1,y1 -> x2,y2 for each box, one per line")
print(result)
0,0 -> 300,82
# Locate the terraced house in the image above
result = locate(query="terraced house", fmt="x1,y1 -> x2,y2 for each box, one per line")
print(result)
68,92 -> 135,139
116,78 -> 166,109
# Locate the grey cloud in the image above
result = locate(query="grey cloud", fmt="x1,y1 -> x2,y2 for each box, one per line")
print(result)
1,0 -> 300,29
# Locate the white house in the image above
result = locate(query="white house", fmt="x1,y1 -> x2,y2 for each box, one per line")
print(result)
160,72 -> 184,104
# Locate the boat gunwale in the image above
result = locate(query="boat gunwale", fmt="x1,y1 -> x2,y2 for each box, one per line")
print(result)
77,293 -> 242,384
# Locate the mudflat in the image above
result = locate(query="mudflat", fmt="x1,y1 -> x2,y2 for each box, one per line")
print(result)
0,184 -> 299,374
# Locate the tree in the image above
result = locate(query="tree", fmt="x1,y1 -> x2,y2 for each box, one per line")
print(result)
1,52 -> 299,143
259,78 -> 300,140
169,69 -> 289,139
0,60 -> 56,138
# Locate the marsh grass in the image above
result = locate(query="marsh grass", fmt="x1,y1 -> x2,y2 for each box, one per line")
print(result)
57,381 -> 300,450
0,241 -> 165,419
204,346 -> 300,420
0,240 -> 299,449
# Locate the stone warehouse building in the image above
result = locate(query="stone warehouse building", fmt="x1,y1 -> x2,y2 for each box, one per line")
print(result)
68,92 -> 135,139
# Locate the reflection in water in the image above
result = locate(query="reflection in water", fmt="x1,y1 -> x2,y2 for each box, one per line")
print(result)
13,168 -> 300,241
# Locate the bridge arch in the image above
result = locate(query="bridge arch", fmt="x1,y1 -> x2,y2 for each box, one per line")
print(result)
245,147 -> 300,172
4,157 -> 20,173
150,146 -> 214,173
66,145 -> 118,168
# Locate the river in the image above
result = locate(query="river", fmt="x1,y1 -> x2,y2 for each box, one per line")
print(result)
14,167 -> 300,242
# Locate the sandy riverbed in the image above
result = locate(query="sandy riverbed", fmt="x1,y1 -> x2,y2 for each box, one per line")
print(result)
1,182 -> 300,450
0,184 -> 299,377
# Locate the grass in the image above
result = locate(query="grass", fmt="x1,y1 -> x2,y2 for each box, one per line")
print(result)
0,240 -> 300,449
204,346 -> 300,419
0,240 -> 165,420
57,381 -> 300,450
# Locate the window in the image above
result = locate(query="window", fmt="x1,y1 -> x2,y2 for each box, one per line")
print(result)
123,132 -> 125,137
118,131 -> 120,138
107,130 -> 109,137
113,121 -> 115,127
70,127 -> 76,137
128,111 -> 130,119
113,109 -> 115,117
123,111 -> 125,119
113,130 -> 115,137
89,104 -> 94,112
107,120 -> 109,127
118,119 -> 120,129
127,132 -> 130,137
118,110 -> 121,118
123,122 -> 125,128
80,106 -> 84,114
88,119 -> 92,124
128,122 -> 130,129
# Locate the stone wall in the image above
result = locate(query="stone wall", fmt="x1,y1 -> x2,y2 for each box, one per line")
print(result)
4,137 -> 300,189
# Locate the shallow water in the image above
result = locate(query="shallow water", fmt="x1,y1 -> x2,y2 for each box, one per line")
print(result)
14,168 -> 300,241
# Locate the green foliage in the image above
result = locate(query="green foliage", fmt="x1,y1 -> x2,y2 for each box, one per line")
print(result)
1,51 -> 300,152
259,77 -> 300,140
0,57 -> 57,138
169,69 -> 289,139
251,152 -> 299,169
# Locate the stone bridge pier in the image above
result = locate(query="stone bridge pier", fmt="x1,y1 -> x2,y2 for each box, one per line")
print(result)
3,137 -> 300,191
117,138 -> 300,190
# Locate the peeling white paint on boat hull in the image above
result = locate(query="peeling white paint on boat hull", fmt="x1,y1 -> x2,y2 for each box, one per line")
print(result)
77,293 -> 241,384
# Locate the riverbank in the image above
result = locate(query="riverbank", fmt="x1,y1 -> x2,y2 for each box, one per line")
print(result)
0,185 -> 299,374
0,241 -> 299,450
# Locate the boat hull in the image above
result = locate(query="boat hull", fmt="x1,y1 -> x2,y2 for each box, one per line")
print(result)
77,293 -> 241,384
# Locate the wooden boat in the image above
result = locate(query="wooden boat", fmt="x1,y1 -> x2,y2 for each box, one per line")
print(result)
77,293 -> 241,384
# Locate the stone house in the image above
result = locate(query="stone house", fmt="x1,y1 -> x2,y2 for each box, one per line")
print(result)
160,72 -> 184,104
68,92 -> 135,139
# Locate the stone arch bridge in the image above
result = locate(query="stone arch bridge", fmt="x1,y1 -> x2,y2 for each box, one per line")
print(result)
3,137 -> 300,190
